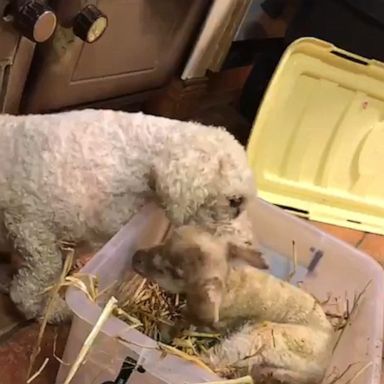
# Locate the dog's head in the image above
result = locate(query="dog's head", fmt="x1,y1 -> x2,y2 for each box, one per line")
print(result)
149,126 -> 255,228
132,225 -> 267,326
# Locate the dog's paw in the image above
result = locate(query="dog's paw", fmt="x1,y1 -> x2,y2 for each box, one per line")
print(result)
0,264 -> 13,294
10,279 -> 72,323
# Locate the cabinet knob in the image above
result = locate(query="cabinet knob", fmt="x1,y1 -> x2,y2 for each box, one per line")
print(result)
13,1 -> 57,43
73,4 -> 107,43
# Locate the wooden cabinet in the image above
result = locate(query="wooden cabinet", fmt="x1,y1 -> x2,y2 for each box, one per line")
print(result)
0,0 -> 210,114
21,0 -> 210,113
0,19 -> 34,114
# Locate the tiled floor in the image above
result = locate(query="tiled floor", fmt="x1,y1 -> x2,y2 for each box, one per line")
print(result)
0,319 -> 69,384
312,221 -> 384,268
0,220 -> 382,384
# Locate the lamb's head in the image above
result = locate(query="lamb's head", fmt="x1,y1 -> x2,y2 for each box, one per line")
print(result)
132,225 -> 267,327
149,126 -> 255,228
132,226 -> 229,293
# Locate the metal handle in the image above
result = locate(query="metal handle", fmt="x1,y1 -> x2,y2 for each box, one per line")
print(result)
2,0 -> 57,43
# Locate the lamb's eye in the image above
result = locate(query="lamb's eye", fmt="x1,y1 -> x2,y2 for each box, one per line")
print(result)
168,267 -> 183,280
152,264 -> 164,275
228,196 -> 244,208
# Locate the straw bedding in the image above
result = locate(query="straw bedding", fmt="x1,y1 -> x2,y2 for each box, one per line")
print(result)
113,273 -> 222,358
31,256 -> 367,384
110,272 -> 368,383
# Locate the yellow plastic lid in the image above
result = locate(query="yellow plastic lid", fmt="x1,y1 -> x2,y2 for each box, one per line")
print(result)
247,37 -> 384,235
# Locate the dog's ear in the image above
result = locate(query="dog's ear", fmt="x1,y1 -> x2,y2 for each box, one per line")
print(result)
148,151 -> 212,225
218,154 -> 235,179
227,242 -> 268,269
148,163 -> 188,224
148,166 -> 157,192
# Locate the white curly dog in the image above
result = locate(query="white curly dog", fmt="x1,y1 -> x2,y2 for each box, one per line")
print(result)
0,109 -> 255,323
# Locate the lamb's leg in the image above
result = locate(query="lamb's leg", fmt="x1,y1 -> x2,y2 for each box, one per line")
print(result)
4,214 -> 71,323
206,322 -> 333,384
251,367 -> 321,384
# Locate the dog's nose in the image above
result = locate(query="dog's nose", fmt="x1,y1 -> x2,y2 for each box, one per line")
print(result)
235,206 -> 241,217
229,196 -> 244,208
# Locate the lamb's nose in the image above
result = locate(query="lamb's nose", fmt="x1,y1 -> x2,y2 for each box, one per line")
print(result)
132,251 -> 145,273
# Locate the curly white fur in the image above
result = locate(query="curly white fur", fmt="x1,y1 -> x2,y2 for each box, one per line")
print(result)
205,265 -> 334,384
0,109 -> 254,322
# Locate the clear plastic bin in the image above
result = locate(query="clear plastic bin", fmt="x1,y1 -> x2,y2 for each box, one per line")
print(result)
55,200 -> 384,384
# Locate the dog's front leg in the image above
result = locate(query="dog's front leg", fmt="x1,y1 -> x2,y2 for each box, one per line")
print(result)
4,212 -> 71,323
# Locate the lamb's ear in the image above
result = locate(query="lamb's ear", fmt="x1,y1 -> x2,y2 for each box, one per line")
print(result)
148,164 -> 182,224
132,243 -> 166,269
136,243 -> 166,254
227,242 -> 269,269
186,278 -> 223,326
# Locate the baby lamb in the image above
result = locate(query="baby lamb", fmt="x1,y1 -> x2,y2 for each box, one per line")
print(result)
0,109 -> 255,323
132,226 -> 335,384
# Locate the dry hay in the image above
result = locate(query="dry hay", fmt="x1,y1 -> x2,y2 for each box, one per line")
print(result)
31,241 -> 370,384
320,281 -> 372,384
103,268 -> 371,384
112,275 -> 254,381
113,273 -> 221,356
26,246 -> 252,383
27,247 -> 101,383
321,281 -> 371,353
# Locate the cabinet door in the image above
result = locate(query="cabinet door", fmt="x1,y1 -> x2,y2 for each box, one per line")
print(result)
22,0 -> 210,113
0,19 -> 34,114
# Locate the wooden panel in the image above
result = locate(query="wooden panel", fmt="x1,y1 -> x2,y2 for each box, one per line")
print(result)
22,0 -> 210,113
0,19 -> 35,114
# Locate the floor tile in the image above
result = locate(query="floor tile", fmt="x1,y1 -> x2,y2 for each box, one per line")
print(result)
0,322 -> 70,384
357,233 -> 384,267
0,293 -> 24,339
0,253 -> 92,384
71,252 -> 95,274
310,221 -> 365,247
0,262 -> 24,340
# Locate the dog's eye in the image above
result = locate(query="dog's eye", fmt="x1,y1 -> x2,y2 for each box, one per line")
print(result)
228,196 -> 244,208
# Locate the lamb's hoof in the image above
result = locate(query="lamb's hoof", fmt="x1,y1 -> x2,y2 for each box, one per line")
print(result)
251,366 -> 312,384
